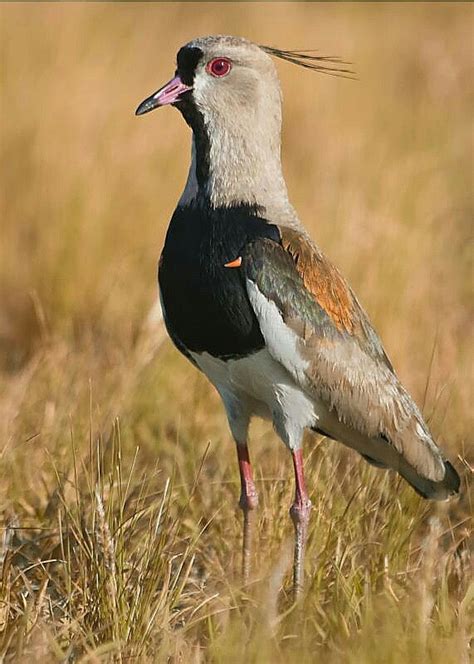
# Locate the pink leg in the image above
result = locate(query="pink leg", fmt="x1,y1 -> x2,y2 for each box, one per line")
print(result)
289,448 -> 312,598
236,444 -> 258,583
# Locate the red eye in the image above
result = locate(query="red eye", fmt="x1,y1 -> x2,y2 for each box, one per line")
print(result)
206,57 -> 232,78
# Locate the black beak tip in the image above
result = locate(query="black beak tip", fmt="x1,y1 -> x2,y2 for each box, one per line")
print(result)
135,98 -> 156,116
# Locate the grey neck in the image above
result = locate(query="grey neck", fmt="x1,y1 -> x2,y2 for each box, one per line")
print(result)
178,115 -> 298,225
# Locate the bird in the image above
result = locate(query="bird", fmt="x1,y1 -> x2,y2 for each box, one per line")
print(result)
135,35 -> 460,595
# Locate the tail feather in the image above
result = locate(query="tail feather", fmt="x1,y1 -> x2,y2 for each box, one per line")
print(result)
397,457 -> 461,501
314,411 -> 461,501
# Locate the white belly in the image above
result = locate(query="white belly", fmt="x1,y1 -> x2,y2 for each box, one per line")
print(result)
190,349 -> 319,449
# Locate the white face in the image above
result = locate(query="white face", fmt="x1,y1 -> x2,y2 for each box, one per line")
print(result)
189,42 -> 280,123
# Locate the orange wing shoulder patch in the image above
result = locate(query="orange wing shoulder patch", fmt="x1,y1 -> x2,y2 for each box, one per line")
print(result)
280,227 -> 356,334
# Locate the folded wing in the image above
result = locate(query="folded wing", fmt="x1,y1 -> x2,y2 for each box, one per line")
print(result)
242,227 -> 460,499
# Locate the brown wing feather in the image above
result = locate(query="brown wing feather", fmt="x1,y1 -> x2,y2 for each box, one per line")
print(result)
281,227 -> 356,334
280,228 -> 394,372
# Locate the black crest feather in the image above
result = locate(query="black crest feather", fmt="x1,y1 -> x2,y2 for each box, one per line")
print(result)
260,46 -> 356,79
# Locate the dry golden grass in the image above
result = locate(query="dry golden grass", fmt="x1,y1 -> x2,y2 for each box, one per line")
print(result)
0,3 -> 472,662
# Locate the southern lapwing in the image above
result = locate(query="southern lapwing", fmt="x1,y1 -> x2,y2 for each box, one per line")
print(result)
135,35 -> 460,595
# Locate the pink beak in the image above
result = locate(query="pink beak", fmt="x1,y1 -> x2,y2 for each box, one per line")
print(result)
135,75 -> 192,116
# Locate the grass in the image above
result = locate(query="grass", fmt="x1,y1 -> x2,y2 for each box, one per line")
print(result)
0,3 -> 472,662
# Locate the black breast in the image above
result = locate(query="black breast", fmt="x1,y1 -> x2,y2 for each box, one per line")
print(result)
159,204 -> 280,359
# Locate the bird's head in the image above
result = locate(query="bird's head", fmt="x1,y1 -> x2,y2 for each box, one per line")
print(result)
137,36 -> 276,112
135,35 -> 351,210
135,35 -> 283,140
136,35 -> 352,120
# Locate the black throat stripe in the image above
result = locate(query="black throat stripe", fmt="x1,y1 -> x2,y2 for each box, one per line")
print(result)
174,45 -> 222,188
174,46 -> 210,187
176,46 -> 203,86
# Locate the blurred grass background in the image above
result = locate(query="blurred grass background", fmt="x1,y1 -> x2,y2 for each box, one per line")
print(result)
0,3 -> 472,662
